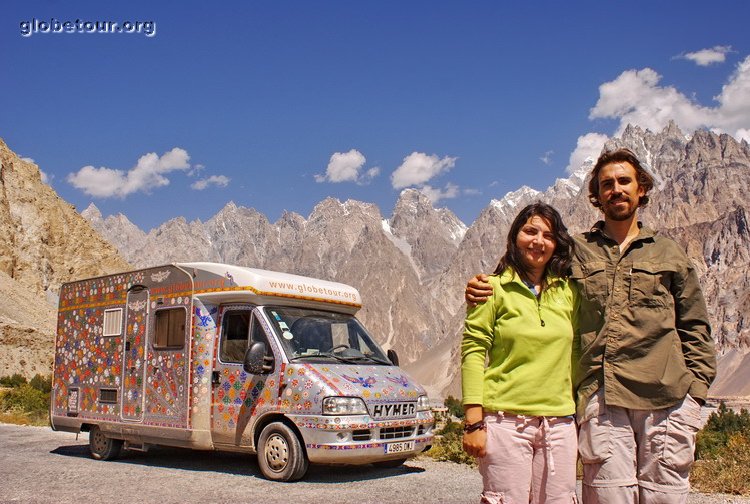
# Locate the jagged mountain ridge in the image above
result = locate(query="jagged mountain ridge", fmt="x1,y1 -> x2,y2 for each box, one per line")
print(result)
85,124 -> 750,400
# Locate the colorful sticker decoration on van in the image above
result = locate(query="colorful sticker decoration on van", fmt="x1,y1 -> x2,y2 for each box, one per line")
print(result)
52,267 -> 193,428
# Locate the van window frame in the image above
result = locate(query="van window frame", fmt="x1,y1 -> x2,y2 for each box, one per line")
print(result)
218,305 -> 274,367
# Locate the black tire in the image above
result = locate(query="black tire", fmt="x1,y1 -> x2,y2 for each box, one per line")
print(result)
373,458 -> 407,469
257,422 -> 308,481
89,425 -> 122,461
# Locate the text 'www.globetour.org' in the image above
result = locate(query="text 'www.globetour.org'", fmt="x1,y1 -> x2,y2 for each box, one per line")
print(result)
20,18 -> 156,38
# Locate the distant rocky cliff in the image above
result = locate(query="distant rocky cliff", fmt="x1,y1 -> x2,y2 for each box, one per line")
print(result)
0,138 -> 130,377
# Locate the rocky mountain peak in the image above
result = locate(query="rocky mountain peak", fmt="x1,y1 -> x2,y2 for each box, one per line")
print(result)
81,202 -> 103,221
394,188 -> 432,214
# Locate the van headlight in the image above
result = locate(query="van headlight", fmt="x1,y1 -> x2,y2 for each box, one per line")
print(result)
323,397 -> 368,415
417,395 -> 430,412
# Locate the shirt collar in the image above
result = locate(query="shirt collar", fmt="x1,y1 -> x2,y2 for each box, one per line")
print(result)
497,267 -> 564,288
589,220 -> 657,243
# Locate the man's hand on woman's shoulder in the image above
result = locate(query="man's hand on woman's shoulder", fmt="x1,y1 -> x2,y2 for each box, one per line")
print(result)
465,273 -> 493,306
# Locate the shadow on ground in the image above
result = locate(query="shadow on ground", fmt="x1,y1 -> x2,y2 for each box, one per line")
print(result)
50,443 -> 425,483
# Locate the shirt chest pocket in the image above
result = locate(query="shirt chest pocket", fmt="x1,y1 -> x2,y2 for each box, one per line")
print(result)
629,261 -> 677,308
571,262 -> 608,308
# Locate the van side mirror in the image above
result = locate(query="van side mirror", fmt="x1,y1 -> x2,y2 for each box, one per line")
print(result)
387,349 -> 399,367
244,341 -> 274,375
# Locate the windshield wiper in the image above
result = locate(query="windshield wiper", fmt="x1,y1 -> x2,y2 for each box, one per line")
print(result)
289,352 -> 359,364
348,355 -> 392,365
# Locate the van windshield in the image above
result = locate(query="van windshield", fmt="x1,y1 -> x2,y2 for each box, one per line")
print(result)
262,307 -> 391,365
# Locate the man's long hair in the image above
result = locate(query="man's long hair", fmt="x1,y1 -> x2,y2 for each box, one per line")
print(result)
493,202 -> 574,281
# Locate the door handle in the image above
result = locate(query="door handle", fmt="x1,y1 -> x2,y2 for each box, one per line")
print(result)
211,371 -> 220,385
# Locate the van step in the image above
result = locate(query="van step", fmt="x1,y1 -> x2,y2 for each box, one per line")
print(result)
124,442 -> 150,452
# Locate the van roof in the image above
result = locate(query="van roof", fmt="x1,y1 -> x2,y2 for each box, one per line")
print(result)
177,262 -> 362,309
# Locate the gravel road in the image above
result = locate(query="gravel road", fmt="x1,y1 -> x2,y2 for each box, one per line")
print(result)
1,423 -> 748,504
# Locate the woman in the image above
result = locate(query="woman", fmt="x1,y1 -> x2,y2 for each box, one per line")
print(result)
461,202 -> 578,504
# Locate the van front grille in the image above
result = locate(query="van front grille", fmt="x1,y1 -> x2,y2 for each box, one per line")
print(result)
352,429 -> 371,441
380,426 -> 414,440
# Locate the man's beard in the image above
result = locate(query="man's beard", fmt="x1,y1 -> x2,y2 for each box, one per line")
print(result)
603,198 -> 638,221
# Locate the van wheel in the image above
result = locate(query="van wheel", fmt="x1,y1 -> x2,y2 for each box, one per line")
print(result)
257,422 -> 308,481
89,425 -> 122,460
373,458 -> 407,469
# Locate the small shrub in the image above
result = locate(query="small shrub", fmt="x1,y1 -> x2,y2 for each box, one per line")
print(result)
0,373 -> 27,388
0,383 -> 48,412
696,402 -> 750,460
691,433 -> 750,495
444,395 -> 464,419
29,374 -> 52,394
427,421 -> 477,467
0,382 -> 50,426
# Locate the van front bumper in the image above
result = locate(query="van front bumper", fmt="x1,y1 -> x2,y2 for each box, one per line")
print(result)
291,412 -> 434,464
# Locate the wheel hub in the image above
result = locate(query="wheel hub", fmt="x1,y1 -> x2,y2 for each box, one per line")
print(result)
91,430 -> 107,453
264,433 -> 289,471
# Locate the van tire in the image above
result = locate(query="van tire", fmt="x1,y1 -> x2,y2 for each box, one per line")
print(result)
257,422 -> 308,481
373,458 -> 407,469
89,425 -> 122,461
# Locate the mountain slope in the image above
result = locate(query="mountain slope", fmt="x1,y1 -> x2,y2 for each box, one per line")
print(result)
0,138 -> 130,377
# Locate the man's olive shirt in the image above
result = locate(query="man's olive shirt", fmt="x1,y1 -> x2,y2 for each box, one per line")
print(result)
571,221 -> 716,417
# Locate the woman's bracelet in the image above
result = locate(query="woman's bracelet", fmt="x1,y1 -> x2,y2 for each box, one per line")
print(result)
463,420 -> 485,433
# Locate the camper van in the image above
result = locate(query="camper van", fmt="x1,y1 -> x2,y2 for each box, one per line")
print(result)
50,263 -> 433,481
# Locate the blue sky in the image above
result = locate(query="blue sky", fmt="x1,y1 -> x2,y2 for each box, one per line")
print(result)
2,1 -> 749,231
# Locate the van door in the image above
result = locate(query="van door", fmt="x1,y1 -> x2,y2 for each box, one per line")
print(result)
121,287 -> 149,422
211,305 -> 274,446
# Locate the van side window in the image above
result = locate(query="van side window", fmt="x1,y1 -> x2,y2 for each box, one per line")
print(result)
220,310 -> 250,363
251,314 -> 272,345
154,307 -> 186,349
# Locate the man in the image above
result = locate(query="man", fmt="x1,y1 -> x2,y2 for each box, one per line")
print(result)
465,148 -> 716,503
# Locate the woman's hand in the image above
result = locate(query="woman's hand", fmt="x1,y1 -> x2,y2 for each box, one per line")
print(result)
462,428 -> 487,458
462,404 -> 486,457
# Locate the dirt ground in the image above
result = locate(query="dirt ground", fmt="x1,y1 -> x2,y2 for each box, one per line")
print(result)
1,423 -> 749,504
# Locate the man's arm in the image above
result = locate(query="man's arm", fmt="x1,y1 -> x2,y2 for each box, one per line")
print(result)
673,258 -> 716,402
465,274 -> 494,306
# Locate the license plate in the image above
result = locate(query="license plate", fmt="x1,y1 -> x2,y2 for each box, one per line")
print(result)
384,440 -> 415,454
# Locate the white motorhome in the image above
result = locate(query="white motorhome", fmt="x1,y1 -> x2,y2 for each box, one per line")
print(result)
51,263 -> 434,481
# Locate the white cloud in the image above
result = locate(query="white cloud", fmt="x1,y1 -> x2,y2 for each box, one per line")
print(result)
191,175 -> 230,190
364,166 -> 381,182
315,149 -> 377,184
188,163 -> 206,177
678,45 -> 732,66
540,150 -> 554,165
589,55 -> 750,141
21,156 -> 35,164
419,183 -> 460,204
566,133 -> 609,174
39,170 -> 50,184
67,147 -> 191,198
590,68 -> 712,135
713,56 -> 750,135
390,152 -> 457,189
